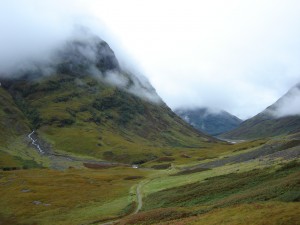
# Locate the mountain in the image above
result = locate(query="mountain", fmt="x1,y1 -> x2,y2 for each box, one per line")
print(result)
0,86 -> 31,148
175,107 -> 242,136
0,33 -> 215,165
0,33 -> 298,225
221,83 -> 300,140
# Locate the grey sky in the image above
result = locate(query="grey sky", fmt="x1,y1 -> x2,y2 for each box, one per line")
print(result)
1,0 -> 300,119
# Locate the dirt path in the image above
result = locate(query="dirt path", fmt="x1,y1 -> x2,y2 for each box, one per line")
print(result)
133,180 -> 145,214
27,131 -> 146,224
98,180 -> 146,225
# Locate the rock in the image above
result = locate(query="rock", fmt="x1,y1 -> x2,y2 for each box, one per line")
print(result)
32,201 -> 42,205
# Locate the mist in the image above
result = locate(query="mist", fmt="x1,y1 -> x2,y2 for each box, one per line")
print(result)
1,0 -> 300,117
268,84 -> 300,118
0,0 -> 161,103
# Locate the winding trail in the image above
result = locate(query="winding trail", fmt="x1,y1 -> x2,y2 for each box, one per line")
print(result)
133,181 -> 143,214
98,180 -> 146,225
27,130 -> 147,224
28,131 -> 44,154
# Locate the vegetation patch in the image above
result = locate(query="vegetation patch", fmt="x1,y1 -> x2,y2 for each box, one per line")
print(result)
279,139 -> 300,150
0,151 -> 43,171
118,208 -> 193,225
143,161 -> 300,210
124,176 -> 144,180
164,202 -> 300,225
0,167 -> 147,225
151,163 -> 171,170
171,167 -> 211,176
83,162 -> 117,169
155,157 -> 175,162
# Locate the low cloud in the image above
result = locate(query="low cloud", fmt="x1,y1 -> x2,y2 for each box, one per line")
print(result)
0,1 -> 161,104
1,0 -> 300,116
268,84 -> 300,118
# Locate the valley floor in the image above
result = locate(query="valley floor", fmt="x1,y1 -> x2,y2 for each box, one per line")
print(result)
0,134 -> 299,225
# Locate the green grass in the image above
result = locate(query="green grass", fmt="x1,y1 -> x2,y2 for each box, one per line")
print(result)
0,150 -> 42,170
221,110 -> 300,140
118,202 -> 300,225
0,167 -> 149,225
1,73 -> 299,225
3,73 -> 217,164
116,159 -> 300,225
165,202 -> 300,225
143,161 -> 300,210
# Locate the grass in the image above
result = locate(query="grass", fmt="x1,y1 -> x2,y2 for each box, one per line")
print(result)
115,159 -> 300,225
118,202 -> 300,225
2,73 -> 217,164
1,73 -> 268,167
1,74 -> 299,225
0,167 -> 149,225
221,109 -> 300,140
0,150 -> 42,170
0,138 -> 298,224
142,158 -> 265,196
0,135 -> 51,169
163,202 -> 300,225
143,161 -> 300,210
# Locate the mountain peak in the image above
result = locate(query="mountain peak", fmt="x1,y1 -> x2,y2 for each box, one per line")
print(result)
264,82 -> 300,118
221,82 -> 300,139
55,34 -> 120,75
0,34 -> 216,165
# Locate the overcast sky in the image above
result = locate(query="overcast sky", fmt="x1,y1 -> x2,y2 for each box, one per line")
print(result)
1,0 -> 300,119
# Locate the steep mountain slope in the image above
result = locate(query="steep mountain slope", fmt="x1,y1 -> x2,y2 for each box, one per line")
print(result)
0,34 -> 214,164
175,107 -> 242,136
221,83 -> 300,140
0,87 -> 31,145
0,87 -> 45,170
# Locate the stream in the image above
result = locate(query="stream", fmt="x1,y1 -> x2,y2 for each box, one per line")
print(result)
28,131 -> 44,154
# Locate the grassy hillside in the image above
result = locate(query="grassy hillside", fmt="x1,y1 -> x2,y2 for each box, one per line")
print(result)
143,161 -> 300,210
0,167 -> 150,225
221,84 -> 300,140
0,133 -> 299,225
221,112 -> 300,140
0,87 -> 30,145
0,35 -> 214,165
0,34 -> 299,225
0,87 -> 47,170
117,137 -> 300,225
2,73 -> 214,164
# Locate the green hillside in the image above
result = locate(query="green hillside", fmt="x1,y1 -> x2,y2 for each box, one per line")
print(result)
0,35 -> 214,165
0,87 -> 30,145
0,87 -> 44,170
0,33 -> 299,225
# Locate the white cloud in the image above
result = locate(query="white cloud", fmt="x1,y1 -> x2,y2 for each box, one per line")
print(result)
86,0 -> 300,119
268,84 -> 300,118
0,0 -> 300,119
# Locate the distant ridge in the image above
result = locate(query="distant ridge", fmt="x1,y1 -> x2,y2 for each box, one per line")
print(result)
175,107 -> 242,136
220,83 -> 300,139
